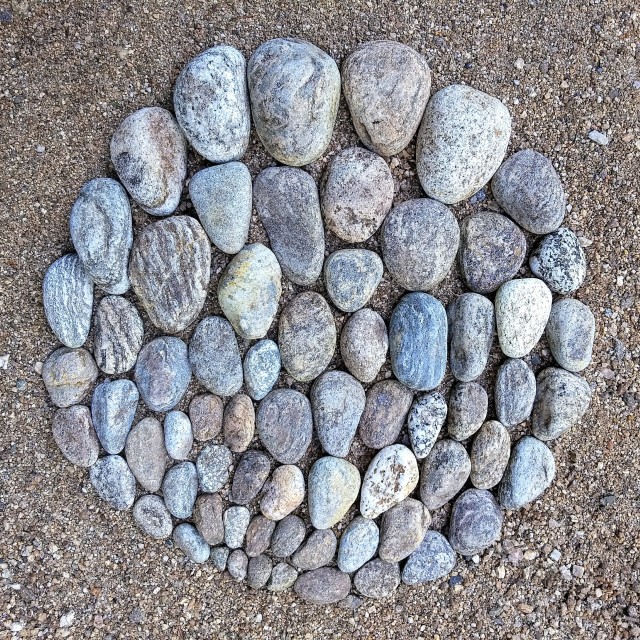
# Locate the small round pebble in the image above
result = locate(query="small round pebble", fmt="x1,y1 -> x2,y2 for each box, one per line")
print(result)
164,411 -> 193,461
197,444 -> 233,493
42,347 -> 98,408
545,299 -> 595,372
52,405 -> 99,467
354,559 -> 400,599
294,568 -> 351,605
210,546 -> 230,572
89,455 -> 136,511
292,529 -> 337,570
340,308 -> 388,384
245,516 -> 275,558
470,421 -> 511,489
420,439 -> 471,510
227,549 -> 248,582
162,461 -> 198,519
260,465 -> 305,521
271,515 -> 306,558
243,340 -> 281,401
495,358 -> 536,427
247,554 -> 272,589
223,394 -> 255,453
92,379 -> 139,455
223,506 -> 250,549
407,392 -> 447,460
379,498 -> 431,563
402,531 -> 456,584
268,562 -> 298,592
125,417 -> 167,493
189,393 -> 223,442
231,450 -> 271,505
337,516 -> 379,573
447,382 -> 488,441
133,495 -> 173,540
193,494 -> 224,546
173,523 -> 210,564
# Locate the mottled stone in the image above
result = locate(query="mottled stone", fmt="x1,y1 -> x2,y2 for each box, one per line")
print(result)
243,340 -> 281,401
354,559 -> 400,599
173,523 -> 210,564
223,394 -> 255,453
189,394 -> 223,442
546,299 -> 595,372
89,455 -> 136,511
162,461 -> 198,519
133,495 -> 173,540
163,411 -> 193,461
224,506 -> 250,549
379,498 -> 431,562
247,554 -> 272,589
337,516 -> 379,573
245,516 -> 275,557
92,379 -> 139,454
210,546 -> 230,571
340,309 -> 388,383
197,444 -> 233,493
268,562 -> 298,592
42,347 -> 98,408
324,249 -> 383,312
292,529 -> 337,570
294,568 -> 351,605
52,405 -> 99,467
447,382 -> 488,441
271,516 -> 306,559
449,489 -> 503,556
231,450 -> 271,505
193,493 -> 224,545
125,417 -> 167,492
260,465 -> 305,521
227,549 -> 248,581
407,392 -> 447,460
402,531 -> 456,584
470,421 -> 511,489
420,439 -> 471,510
495,358 -> 536,427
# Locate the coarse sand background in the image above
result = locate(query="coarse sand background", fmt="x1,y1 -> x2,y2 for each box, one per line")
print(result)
2,1 -> 640,638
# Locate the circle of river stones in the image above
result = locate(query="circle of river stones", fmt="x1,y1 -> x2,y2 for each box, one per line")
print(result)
41,38 -> 594,605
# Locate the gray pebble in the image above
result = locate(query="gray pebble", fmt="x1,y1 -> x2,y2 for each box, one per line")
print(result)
271,515 -> 306,558
162,461 -> 198,519
294,568 -> 351,605
132,495 -> 173,540
89,455 -> 136,511
447,382 -> 488,441
189,393 -> 223,442
337,516 -> 379,573
546,299 -> 595,372
231,450 -> 271,505
197,444 -> 233,493
260,465 -> 305,521
42,347 -> 98,408
407,392 -> 447,460
52,405 -> 99,467
92,379 -> 139,454
379,497 -> 431,563
227,549 -> 248,582
402,531 -> 456,584
495,358 -> 536,427
420,439 -> 471,510
210,546 -> 230,571
470,421 -> 511,489
224,505 -> 250,549
193,493 -> 224,546
223,393 -> 255,453
247,554 -> 272,589
448,488 -> 503,556
268,562 -> 298,592
164,411 -> 193,461
125,417 -> 167,492
324,249 -> 383,312
244,516 -> 275,558
292,529 -> 337,570
354,559 -> 400,599
338,594 -> 365,611
173,523 -> 210,564
243,340 -> 281,401
339,308 -> 388,384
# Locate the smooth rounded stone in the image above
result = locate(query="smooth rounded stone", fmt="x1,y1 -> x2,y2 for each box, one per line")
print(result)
243,340 -> 281,401
197,444 -> 233,493
308,457 -> 361,529
311,371 -> 365,457
354,559 -> 400,599
271,515 -> 306,558
491,149 -> 566,234
419,440 -> 471,510
92,379 -> 139,455
164,411 -> 193,461
340,309 -> 388,384
247,38 -> 340,166
447,293 -> 494,383
358,380 -> 413,449
320,147 -> 394,243
89,455 -> 136,511
247,554 -> 273,590
125,417 -> 167,492
360,444 -> 419,519
189,394 -> 223,442
495,279 -> 553,358
416,84 -> 512,204
173,46 -> 250,164
42,347 -> 98,408
470,421 -> 511,490
294,568 -> 351,605
224,505 -> 251,549
342,41 -> 431,157
447,382 -> 488,441
257,389 -> 313,464
337,517 -> 379,574
381,199 -> 459,292
193,493 -> 224,545
268,562 -> 298,592
292,529 -> 337,570
449,489 -> 503,556
223,394 -> 255,453
546,299 -> 595,372
135,337 -> 191,412
218,244 -> 282,340
93,296 -> 143,375
210,546 -> 230,571
245,516 -> 276,558
133,495 -> 173,540
530,228 -> 587,295
162,461 -> 198,519
227,549 -> 248,582
260,465 -> 305,521
402,531 -> 456,584
110,106 -> 186,216
531,368 -> 591,441
495,358 -> 536,427
458,212 -> 527,293
379,498 -> 431,563
407,392 -> 447,460
189,316 -> 243,397
43,254 -> 93,348
254,167 -> 325,286
52,405 -> 99,467
173,523 -> 210,564
389,292 -> 447,391
499,436 -> 556,509
231,451 -> 271,505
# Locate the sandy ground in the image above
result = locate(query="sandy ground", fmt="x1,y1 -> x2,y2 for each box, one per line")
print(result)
1,0 -> 640,638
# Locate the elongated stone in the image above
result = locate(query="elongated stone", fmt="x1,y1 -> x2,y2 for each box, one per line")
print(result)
495,358 -> 536,427
245,516 -> 275,558
402,531 -> 456,584
260,465 -> 305,521
227,549 -> 248,581
247,554 -> 272,589
448,489 -> 503,556
337,516 -> 379,573
92,379 -> 139,455
340,308 -> 388,383
379,498 -> 431,563
125,417 -> 167,492
210,546 -> 230,571
447,382 -> 488,441
243,339 -> 281,401
163,461 -> 198,519
42,347 -> 98,408
164,410 -> 193,461
52,405 -> 100,467
294,568 -> 351,605
224,505 -> 250,549
223,394 -> 255,453
271,515 -> 306,557
470,421 -> 510,489
420,439 -> 470,510
197,444 -> 233,493
173,523 -> 210,564
133,495 -> 173,540
189,393 -> 223,442
546,299 -> 595,372
407,392 -> 447,460
89,455 -> 136,511
231,450 -> 271,505
292,529 -> 337,570
193,494 -> 224,545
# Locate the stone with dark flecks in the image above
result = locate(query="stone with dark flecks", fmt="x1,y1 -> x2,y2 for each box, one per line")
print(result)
495,358 -> 536,427
162,461 -> 198,519
125,417 -> 166,492
52,405 -> 100,467
92,379 -> 139,454
223,394 -> 255,453
210,546 -> 230,572
292,529 -> 337,570
245,516 -> 276,558
420,439 -> 471,510
173,523 -> 210,564
271,515 -> 306,558
189,394 -> 223,442
379,498 -> 431,563
337,516 -> 379,573
447,382 -> 488,441
294,568 -> 351,605
164,411 -> 193,461
42,347 -> 98,408
231,450 -> 271,505
402,531 -> 456,584
268,562 -> 298,592
197,444 -> 233,493
340,308 -> 388,384
470,421 -> 511,489
260,465 -> 305,521
133,495 -> 173,540
243,340 -> 281,401
546,299 -> 595,372
354,559 -> 400,599
407,392 -> 447,460
224,506 -> 250,549
247,554 -> 272,589
227,549 -> 248,581
193,493 -> 224,546
449,489 -> 503,556
89,455 -> 136,511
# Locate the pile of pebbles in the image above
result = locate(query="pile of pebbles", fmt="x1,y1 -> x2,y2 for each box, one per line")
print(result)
42,38 -> 594,605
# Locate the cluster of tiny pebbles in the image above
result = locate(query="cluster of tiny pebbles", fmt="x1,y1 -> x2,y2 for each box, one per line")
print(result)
42,38 -> 594,605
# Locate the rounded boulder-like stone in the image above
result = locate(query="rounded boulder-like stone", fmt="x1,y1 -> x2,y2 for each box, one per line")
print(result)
470,421 -> 511,489
546,299 -> 595,372
407,392 -> 447,460
223,394 -> 255,453
162,461 -> 198,519
193,493 -> 224,545
354,559 -> 400,599
173,523 -> 210,564
420,439 -> 471,510
402,531 -> 456,584
247,554 -> 273,589
447,382 -> 488,441
227,549 -> 248,581
260,464 -> 306,521
42,347 -> 98,408
125,417 -> 167,493
189,393 -> 223,442
92,379 -> 139,455
52,405 -> 100,467
340,308 -> 388,384
292,529 -> 337,570
245,515 -> 276,558
271,515 -> 306,558
89,455 -> 136,511
337,516 -> 379,573
164,411 -> 193,461
224,505 -> 251,549
133,495 -> 173,540
231,450 -> 271,505
294,568 -> 351,605
495,358 -> 536,427
448,488 -> 503,556
197,444 -> 233,493
268,562 -> 298,592
243,340 -> 281,401
379,497 -> 431,563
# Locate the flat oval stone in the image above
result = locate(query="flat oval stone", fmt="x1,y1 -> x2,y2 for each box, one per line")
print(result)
268,562 -> 299,592
381,198 -> 459,292
448,488 -> 503,556
402,531 -> 456,584
42,347 -> 98,408
531,367 -> 591,441
52,405 -> 100,467
189,162 -> 252,254
129,216 -> 210,333
379,498 -> 431,563
498,436 -> 556,509
188,393 -> 223,442
311,371 -> 365,457
294,568 -> 351,605
337,516 -> 379,573
231,450 -> 271,505
89,455 -> 136,511
193,493 -> 224,545
197,444 -> 233,493
243,339 -> 281,401
546,299 -> 595,372
495,358 -> 536,427
70,177 -> 132,294
247,38 -> 340,166
407,392 -> 447,460
173,523 -> 210,564
223,394 -> 255,453
173,45 -> 250,163
43,254 -> 93,348
419,439 -> 471,510
125,417 -> 167,492
247,554 -> 273,589
324,249 -> 383,312
447,382 -> 488,441
133,495 -> 173,540
271,515 -> 306,557
458,212 -> 526,293
164,411 -> 193,460
495,278 -> 552,358
210,546 -> 230,571
360,444 -> 419,519
135,336 -> 191,412
340,308 -> 388,383
189,316 -> 243,397
359,380 -> 413,449
254,167 -> 325,286
162,461 -> 198,519
416,84 -> 511,204
93,296 -> 143,375
491,149 -> 566,234
342,41 -> 431,157
321,146 -> 394,242
530,227 -> 587,295
278,292 -> 336,383
447,293 -> 494,383
470,421 -> 511,489
308,457 -> 361,529
224,505 -> 251,549
92,379 -> 139,454
260,465 -> 305,521
110,106 -> 186,216
245,515 -> 276,558
218,243 -> 282,339
389,292 -> 447,391
354,559 -> 400,599
292,529 -> 337,570
227,549 -> 248,581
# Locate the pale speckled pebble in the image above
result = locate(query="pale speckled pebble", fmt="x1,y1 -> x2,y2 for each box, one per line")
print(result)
546,299 -> 595,372
89,455 -> 136,511
164,411 -> 193,461
42,347 -> 98,408
268,562 -> 298,592
173,523 -> 210,564
52,405 -> 99,467
92,379 -> 139,455
420,439 -> 471,510
339,308 -> 388,384
197,444 -> 233,493
133,495 -> 173,540
223,505 -> 251,549
407,392 -> 447,460
337,516 -> 379,573
243,340 -> 281,401
163,461 -> 198,519
125,417 -> 167,493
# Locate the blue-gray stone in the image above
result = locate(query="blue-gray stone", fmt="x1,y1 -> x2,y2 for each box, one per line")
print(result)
92,379 -> 139,455
163,461 -> 198,519
545,299 -> 595,372
89,455 -> 136,511
164,410 -> 193,460
133,495 -> 173,540
495,358 -> 536,427
210,546 -> 230,571
243,339 -> 281,401
268,562 -> 298,591
402,531 -> 456,584
227,549 -> 248,581
354,559 -> 400,599
448,488 -> 503,556
271,515 -> 306,558
173,523 -> 210,564
337,516 -> 379,573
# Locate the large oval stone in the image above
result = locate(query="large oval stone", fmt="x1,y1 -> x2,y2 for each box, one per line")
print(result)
91,379 -> 139,455
42,347 -> 98,408
448,488 -> 503,556
420,439 -> 470,510
133,495 -> 173,540
89,455 -> 136,511
340,308 -> 388,384
125,417 -> 167,492
546,299 -> 595,372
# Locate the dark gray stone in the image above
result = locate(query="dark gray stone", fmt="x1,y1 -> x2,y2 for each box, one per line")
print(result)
546,299 -> 595,372
354,559 -> 400,599
193,493 -> 224,546
379,497 -> 431,562
125,417 -> 167,492
337,516 -> 379,573
243,340 -> 281,401
189,394 -> 223,442
247,554 -> 272,589
227,549 -> 248,581
447,382 -> 488,441
271,515 -> 306,558
292,529 -> 337,570
448,489 -> 503,556
339,308 -> 388,384
173,523 -> 210,564
89,455 -> 136,510
223,393 -> 255,453
268,562 -> 298,592
470,421 -> 511,489
133,495 -> 173,540
197,444 -> 233,493
162,461 -> 198,519
245,516 -> 276,558
402,531 -> 456,584
495,358 -> 536,427
407,391 -> 447,459
420,439 -> 470,510
223,506 -> 250,549
92,379 -> 139,454
42,347 -> 98,408
52,405 -> 99,467
294,568 -> 351,605
231,450 -> 271,505
164,410 -> 193,461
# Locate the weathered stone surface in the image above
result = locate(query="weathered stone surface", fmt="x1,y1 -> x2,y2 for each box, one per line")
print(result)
247,38 -> 340,166
402,531 -> 456,584
324,249 -> 383,312
495,358 -> 536,427
162,461 -> 198,519
52,405 -> 99,467
546,299 -> 595,372
89,455 -> 136,511
189,394 -> 223,442
470,421 -> 511,489
342,41 -> 431,157
340,308 -> 388,383
420,439 -> 471,510
110,106 -> 186,216
292,529 -> 337,570
294,568 -> 351,605
416,84 -> 511,204
448,489 -> 503,556
210,546 -> 230,571
125,417 -> 167,492
227,549 -> 248,581
174,45 -> 250,163
231,450 -> 271,505
447,382 -> 488,441
271,515 -> 306,558
243,340 -> 281,401
173,523 -> 210,564
260,465 -> 305,521
164,410 -> 193,461
379,498 -> 431,563
354,559 -> 400,599
197,444 -> 233,493
223,394 -> 255,453
245,516 -> 276,557
42,347 -> 98,408
133,495 -> 173,540
407,392 -> 447,460
268,562 -> 298,592
254,167 -> 325,285
224,505 -> 250,549
193,493 -> 224,545
92,379 -> 139,455
247,554 -> 272,589
337,516 -> 379,573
